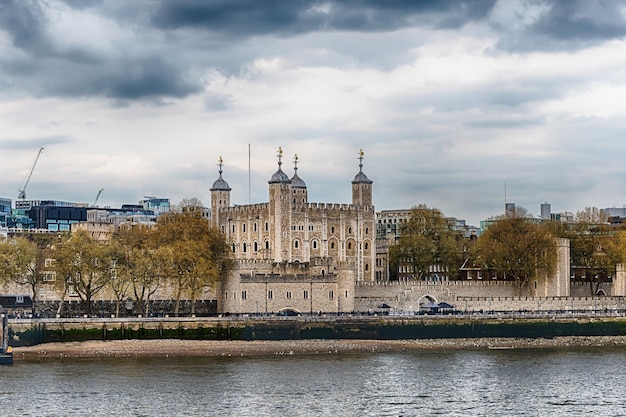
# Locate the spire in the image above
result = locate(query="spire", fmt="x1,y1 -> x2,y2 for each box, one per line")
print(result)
290,153 -> 307,189
268,146 -> 290,183
210,156 -> 231,191
352,149 -> 372,184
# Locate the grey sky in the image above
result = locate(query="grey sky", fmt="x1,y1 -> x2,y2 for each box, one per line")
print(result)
1,0 -> 626,225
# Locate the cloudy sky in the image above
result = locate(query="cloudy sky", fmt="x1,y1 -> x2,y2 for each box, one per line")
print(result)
2,0 -> 626,226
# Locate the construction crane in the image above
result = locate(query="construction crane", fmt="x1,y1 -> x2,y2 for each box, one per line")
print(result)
17,147 -> 44,200
91,188 -> 104,207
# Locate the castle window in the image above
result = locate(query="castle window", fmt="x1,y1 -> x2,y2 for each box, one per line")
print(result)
331,226 -> 335,234
365,227 -> 369,235
303,290 -> 309,299
294,240 -> 299,249
345,290 -> 348,298
331,242 -> 335,249
293,198 -> 296,203
241,291 -> 247,300
232,225 -> 235,233
364,242 -> 369,250
243,243 -> 247,253
254,223 -> 257,232
348,227 -> 352,234
286,291 -> 292,299
243,223 -> 246,233
265,222 -> 269,231
254,241 -> 258,252
347,242 -> 352,250
43,271 -> 56,282
329,290 -> 334,299
312,240 -> 318,249
365,263 -> 369,271
232,243 -> 236,253
221,225 -> 225,233
268,290 -> 273,299
265,240 -> 270,250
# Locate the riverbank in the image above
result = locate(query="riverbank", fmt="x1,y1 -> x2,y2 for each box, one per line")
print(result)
13,335 -> 626,359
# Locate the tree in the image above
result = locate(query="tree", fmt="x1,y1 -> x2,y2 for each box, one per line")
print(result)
563,207 -> 624,295
114,226 -> 163,316
0,237 -> 39,313
155,205 -> 233,315
388,204 -> 463,281
477,212 -> 557,295
54,230 -> 116,316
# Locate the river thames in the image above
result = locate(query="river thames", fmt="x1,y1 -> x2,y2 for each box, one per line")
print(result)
2,347 -> 625,416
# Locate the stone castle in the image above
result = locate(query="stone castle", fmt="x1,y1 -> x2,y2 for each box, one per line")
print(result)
212,148 -> 375,314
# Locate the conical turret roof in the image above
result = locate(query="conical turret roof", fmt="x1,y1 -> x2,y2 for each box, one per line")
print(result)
210,157 -> 231,191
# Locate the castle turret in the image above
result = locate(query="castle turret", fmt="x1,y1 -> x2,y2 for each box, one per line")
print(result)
290,154 -> 308,204
210,157 -> 231,228
351,149 -> 373,207
268,147 -> 291,262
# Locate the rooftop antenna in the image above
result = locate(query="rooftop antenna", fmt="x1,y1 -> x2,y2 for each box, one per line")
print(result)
248,144 -> 251,204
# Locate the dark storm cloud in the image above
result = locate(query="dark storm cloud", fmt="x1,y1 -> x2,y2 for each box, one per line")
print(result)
151,0 -> 497,35
492,0 -> 626,52
0,0 -> 200,100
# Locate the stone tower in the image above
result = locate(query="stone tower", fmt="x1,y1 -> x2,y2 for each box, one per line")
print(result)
268,147 -> 292,262
209,157 -> 231,229
290,154 -> 308,205
351,149 -> 373,207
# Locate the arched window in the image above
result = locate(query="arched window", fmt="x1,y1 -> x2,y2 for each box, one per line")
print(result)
347,242 -> 352,250
312,240 -> 318,249
365,227 -> 369,235
242,223 -> 246,233
243,242 -> 247,253
331,226 -> 335,234
331,242 -> 335,249
254,241 -> 258,252
265,240 -> 270,250
265,222 -> 269,231
348,227 -> 352,234
364,242 -> 369,250
294,240 -> 299,249
231,243 -> 235,253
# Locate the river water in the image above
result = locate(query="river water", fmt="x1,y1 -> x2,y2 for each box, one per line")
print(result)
2,347 -> 625,416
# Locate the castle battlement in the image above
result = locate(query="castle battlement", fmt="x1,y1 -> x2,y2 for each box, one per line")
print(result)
356,280 -> 517,288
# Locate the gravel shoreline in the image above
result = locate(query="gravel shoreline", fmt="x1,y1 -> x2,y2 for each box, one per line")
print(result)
13,336 -> 626,359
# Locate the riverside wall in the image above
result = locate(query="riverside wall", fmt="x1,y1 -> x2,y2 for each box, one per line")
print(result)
8,316 -> 626,347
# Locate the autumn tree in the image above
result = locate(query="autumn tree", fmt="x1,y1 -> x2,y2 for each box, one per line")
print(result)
562,207 -> 625,295
477,211 -> 557,295
155,201 -> 233,315
388,204 -> 464,281
54,230 -> 116,315
0,237 -> 39,313
113,226 -> 164,316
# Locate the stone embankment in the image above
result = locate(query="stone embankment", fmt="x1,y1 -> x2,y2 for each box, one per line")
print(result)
14,336 -> 626,359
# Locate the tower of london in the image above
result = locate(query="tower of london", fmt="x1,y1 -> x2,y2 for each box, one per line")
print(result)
212,148 -> 376,314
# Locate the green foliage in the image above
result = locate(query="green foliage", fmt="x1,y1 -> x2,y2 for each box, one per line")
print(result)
0,236 -> 41,312
154,208 -> 234,315
55,230 -> 117,315
388,204 -> 463,280
559,207 -> 626,295
477,212 -> 557,294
